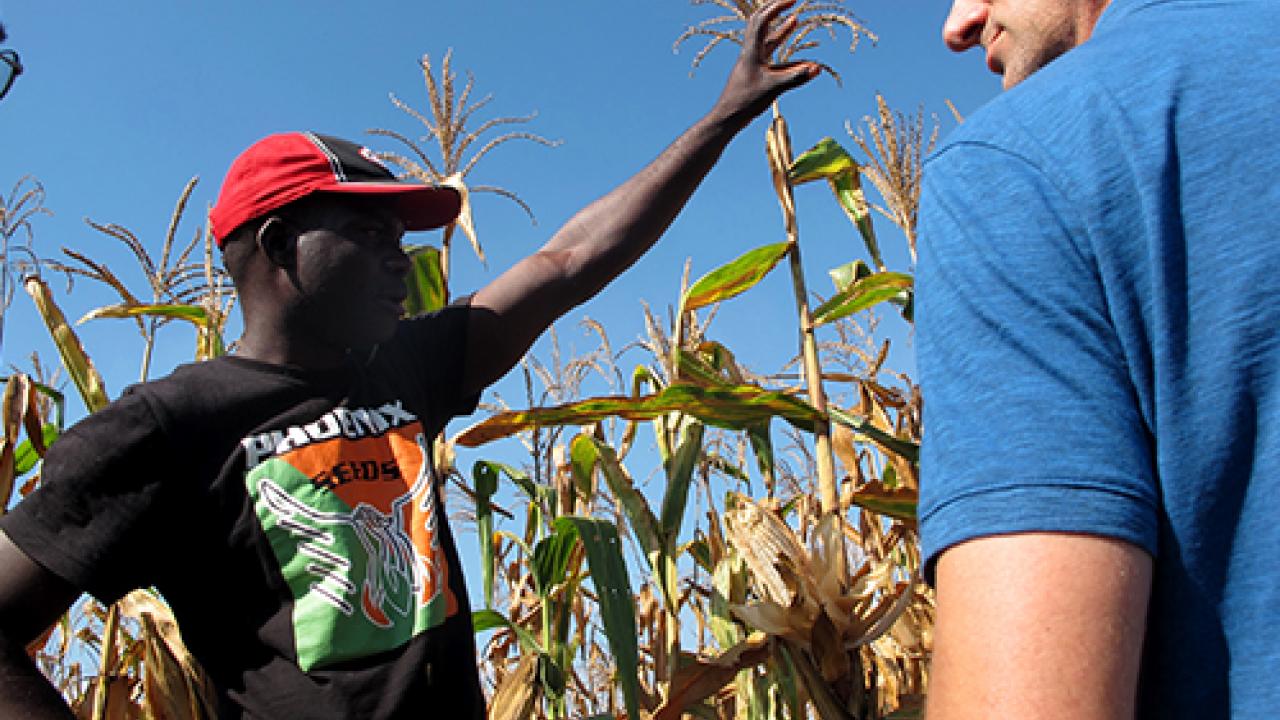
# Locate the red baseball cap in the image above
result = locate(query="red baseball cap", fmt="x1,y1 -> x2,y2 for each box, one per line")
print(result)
209,131 -> 461,247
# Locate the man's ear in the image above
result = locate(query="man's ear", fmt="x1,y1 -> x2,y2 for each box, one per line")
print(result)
256,217 -> 296,268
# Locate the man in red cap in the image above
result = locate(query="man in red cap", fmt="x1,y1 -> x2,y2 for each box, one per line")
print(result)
0,2 -> 817,718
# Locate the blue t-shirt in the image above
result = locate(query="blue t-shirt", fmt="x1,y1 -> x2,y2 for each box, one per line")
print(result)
916,0 -> 1280,716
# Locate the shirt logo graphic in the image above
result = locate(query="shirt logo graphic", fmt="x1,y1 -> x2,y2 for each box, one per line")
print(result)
245,411 -> 456,671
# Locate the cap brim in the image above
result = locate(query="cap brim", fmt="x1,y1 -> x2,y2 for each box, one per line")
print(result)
325,182 -> 462,231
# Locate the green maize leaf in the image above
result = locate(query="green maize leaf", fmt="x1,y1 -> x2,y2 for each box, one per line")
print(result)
684,538 -> 713,574
14,423 -> 59,476
198,324 -> 227,359
79,302 -> 210,324
849,481 -> 918,523
655,549 -> 680,615
899,286 -> 915,324
471,608 -> 542,654
832,169 -> 884,270
0,380 -> 20,509
778,495 -> 800,519
473,460 -> 501,498
568,432 -> 597,499
403,245 -> 446,316
787,139 -> 883,266
479,461 -> 537,503
746,421 -> 775,489
549,582 -> 577,664
659,422 -> 704,542
538,652 -> 567,705
79,302 -> 226,361
710,554 -> 746,650
631,365 -> 670,461
455,383 -> 822,447
812,272 -> 914,327
677,342 -> 748,388
15,380 -> 65,430
472,461 -> 502,609
828,405 -> 920,464
652,413 -> 678,468
883,464 -> 900,490
631,364 -> 662,397
675,348 -> 728,388
585,438 -> 661,561
828,259 -> 873,293
697,341 -> 746,381
470,608 -> 507,632
704,452 -> 751,485
746,671 -> 770,720
772,646 -> 803,720
831,260 -> 914,323
495,529 -> 534,563
556,516 -> 641,720
25,277 -> 110,413
532,520 -> 578,598
787,137 -> 857,185
473,460 -> 538,505
682,242 -> 791,312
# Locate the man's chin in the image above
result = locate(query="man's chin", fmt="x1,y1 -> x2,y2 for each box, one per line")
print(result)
999,63 -> 1035,89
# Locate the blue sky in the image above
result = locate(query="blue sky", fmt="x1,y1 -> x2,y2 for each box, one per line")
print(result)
1,2 -> 996,594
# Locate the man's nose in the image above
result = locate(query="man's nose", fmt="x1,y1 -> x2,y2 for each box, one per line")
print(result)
943,0 -> 988,52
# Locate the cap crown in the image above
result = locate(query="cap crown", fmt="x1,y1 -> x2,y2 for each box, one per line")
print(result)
210,132 -> 460,245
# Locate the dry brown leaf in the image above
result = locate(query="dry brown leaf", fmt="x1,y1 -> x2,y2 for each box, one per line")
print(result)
72,675 -> 138,720
765,116 -> 797,231
116,591 -> 203,683
651,632 -> 771,720
488,650 -> 540,720
849,577 -> 918,649
140,613 -> 193,720
0,373 -> 32,510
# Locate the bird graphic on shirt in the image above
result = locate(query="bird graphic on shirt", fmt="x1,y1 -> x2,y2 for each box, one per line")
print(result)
255,432 -> 444,628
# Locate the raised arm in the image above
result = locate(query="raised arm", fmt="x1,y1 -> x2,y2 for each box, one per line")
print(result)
0,529 -> 81,719
461,0 -> 819,396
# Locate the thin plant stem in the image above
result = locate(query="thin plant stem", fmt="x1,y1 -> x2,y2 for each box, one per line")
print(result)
769,103 -> 838,514
139,319 -> 156,382
91,604 -> 120,720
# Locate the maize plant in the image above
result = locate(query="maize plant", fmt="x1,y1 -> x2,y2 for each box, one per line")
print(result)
450,1 -> 942,717
4,179 -> 225,719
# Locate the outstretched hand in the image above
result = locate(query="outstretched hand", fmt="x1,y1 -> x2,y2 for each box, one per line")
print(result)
463,0 -> 821,397
711,0 -> 821,130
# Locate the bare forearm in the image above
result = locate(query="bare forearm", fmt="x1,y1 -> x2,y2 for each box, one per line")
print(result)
463,112 -> 744,394
542,111 -> 741,306
462,0 -> 817,394
0,637 -> 75,719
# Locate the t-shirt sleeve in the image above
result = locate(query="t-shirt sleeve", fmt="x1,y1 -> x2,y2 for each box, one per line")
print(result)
0,388 -> 174,604
915,141 -> 1159,582
390,297 -> 481,422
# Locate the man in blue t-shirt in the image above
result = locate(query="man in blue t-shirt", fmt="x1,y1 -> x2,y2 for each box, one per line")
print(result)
918,0 -> 1279,717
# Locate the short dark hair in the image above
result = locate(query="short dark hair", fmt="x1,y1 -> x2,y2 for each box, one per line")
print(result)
217,194 -> 335,285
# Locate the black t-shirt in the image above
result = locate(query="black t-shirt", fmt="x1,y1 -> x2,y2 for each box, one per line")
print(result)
1,308 -> 486,719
